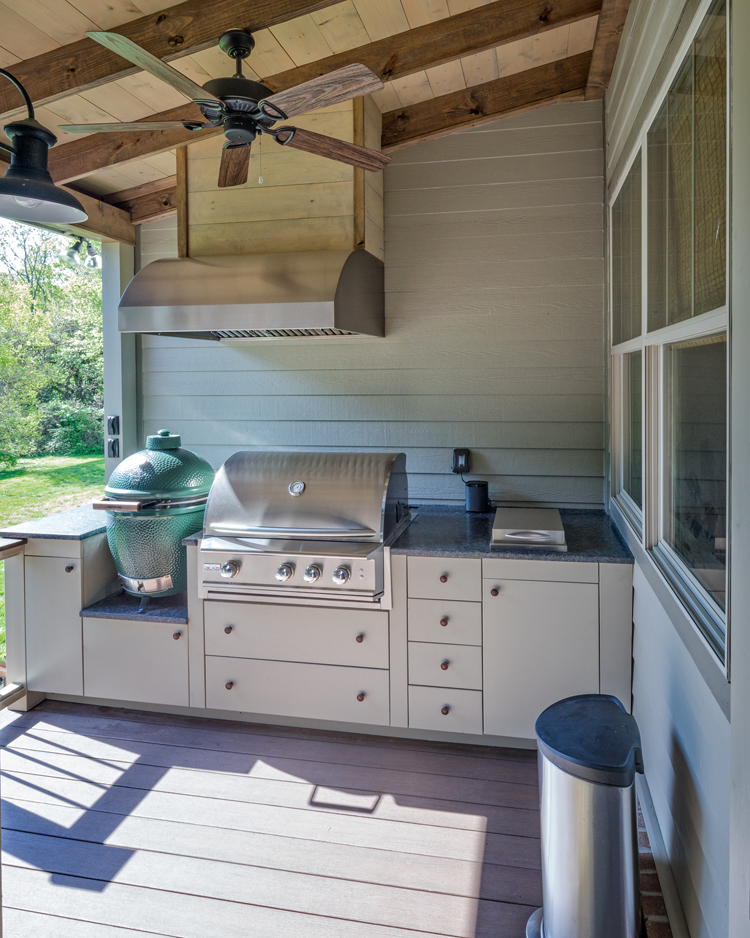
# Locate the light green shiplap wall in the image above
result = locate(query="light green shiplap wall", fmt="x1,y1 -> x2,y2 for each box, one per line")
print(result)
138,99 -> 605,508
606,2 -> 730,937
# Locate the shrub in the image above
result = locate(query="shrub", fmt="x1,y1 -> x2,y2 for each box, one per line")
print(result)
38,400 -> 103,455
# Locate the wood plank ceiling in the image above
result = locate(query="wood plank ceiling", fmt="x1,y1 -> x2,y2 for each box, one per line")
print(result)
0,0 -> 630,236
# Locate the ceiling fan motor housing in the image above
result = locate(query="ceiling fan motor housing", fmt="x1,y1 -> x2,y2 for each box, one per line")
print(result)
218,29 -> 256,60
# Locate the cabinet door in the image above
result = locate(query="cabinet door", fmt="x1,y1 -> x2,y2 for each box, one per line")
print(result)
25,555 -> 83,694
84,617 -> 189,706
205,601 -> 389,668
483,579 -> 599,739
205,657 -> 390,726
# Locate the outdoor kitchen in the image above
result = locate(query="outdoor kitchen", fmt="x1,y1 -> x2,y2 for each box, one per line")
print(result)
0,0 -> 743,936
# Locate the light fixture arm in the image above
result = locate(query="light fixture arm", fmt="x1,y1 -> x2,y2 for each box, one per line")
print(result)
0,68 -> 35,120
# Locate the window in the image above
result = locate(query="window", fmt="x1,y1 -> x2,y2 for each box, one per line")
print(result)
612,153 -> 642,345
610,0 -> 728,659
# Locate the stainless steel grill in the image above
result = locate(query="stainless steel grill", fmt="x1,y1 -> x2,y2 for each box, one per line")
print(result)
198,451 -> 409,606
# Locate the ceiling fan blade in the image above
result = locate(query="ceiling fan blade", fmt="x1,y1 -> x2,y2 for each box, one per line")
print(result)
261,64 -> 383,120
86,31 -> 224,108
58,121 -> 209,133
276,127 -> 390,172
218,145 -> 251,188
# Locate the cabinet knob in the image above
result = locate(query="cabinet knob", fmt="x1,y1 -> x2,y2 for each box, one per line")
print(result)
357,692 -> 365,701
224,625 -> 233,634
441,706 -> 450,715
65,565 -> 74,573
440,660 -> 449,671
173,631 -> 181,640
355,633 -> 364,643
490,587 -> 499,596
440,617 -> 449,626
225,681 -> 234,690
439,574 -> 448,583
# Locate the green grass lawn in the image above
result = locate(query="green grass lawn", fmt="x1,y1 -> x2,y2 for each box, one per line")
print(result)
0,455 -> 105,659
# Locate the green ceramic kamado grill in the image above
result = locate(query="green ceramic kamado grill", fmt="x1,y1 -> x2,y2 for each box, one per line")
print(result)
94,430 -> 214,600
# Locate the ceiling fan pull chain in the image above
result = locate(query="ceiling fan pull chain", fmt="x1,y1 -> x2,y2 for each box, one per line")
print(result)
258,136 -> 263,185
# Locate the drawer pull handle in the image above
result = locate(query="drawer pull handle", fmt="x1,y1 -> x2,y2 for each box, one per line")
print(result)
440,617 -> 449,626
441,706 -> 450,715
439,574 -> 448,583
224,625 -> 233,634
173,631 -> 182,640
355,633 -> 364,643
225,681 -> 234,690
440,660 -> 449,671
490,587 -> 499,596
65,565 -> 74,573
357,692 -> 365,701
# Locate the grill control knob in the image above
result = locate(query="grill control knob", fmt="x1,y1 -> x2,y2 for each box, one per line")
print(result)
303,564 -> 322,583
275,563 -> 295,582
332,565 -> 350,585
220,560 -> 240,579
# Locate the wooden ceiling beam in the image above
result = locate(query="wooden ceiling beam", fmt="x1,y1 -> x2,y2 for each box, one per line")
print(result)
585,0 -> 633,99
263,0 -> 602,91
381,51 -> 592,151
0,0 -> 344,117
62,187 -> 136,243
103,175 -> 178,224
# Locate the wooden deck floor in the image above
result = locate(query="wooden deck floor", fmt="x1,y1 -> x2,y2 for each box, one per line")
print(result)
0,701 -> 541,937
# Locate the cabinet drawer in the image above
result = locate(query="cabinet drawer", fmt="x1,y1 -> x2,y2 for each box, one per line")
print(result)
408,557 -> 481,601
408,641 -> 482,690
408,686 -> 482,735
83,617 -> 188,706
408,598 -> 481,645
206,657 -> 390,726
205,601 -> 388,668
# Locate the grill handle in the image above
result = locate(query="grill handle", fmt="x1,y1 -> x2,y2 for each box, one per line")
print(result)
92,498 -> 152,512
209,525 -> 377,538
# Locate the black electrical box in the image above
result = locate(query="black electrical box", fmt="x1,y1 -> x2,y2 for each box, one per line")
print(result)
452,449 -> 470,473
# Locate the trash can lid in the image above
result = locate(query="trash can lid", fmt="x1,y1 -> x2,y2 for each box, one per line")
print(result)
535,694 -> 644,787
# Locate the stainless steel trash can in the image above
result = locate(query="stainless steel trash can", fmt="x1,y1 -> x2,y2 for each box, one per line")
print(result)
527,694 -> 644,938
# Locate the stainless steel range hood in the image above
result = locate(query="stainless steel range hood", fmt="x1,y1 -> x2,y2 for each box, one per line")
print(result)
118,249 -> 384,341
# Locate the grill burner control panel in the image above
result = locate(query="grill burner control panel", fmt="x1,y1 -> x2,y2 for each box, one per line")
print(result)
200,550 -> 379,601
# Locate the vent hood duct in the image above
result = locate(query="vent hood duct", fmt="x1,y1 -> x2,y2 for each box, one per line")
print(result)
118,249 -> 384,341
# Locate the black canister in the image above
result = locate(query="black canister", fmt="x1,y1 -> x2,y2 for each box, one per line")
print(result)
465,480 -> 490,512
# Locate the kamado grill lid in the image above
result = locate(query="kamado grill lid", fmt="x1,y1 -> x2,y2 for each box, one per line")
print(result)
105,429 -> 215,501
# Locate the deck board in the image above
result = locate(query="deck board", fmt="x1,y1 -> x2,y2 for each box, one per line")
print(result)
1,701 -> 541,937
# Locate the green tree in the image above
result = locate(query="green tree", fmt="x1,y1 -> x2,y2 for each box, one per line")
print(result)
0,221 -> 103,465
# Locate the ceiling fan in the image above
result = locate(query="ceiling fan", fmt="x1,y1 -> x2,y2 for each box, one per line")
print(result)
60,28 -> 391,188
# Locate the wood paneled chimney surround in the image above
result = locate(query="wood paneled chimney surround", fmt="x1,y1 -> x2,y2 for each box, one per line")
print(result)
175,97 -> 383,260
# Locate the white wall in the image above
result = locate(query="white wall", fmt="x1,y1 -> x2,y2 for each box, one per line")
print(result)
606,1 -> 731,936
138,100 -> 606,508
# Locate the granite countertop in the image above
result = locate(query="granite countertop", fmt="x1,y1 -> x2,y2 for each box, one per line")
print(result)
82,590 -> 189,624
391,507 -> 633,563
0,504 -> 105,541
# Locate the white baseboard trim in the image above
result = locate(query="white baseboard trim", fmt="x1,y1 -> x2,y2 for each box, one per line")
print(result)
637,773 -> 691,938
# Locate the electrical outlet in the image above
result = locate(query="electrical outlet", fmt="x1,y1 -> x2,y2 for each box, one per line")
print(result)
452,449 -> 470,473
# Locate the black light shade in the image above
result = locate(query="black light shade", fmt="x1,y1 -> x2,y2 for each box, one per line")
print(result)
0,119 -> 87,224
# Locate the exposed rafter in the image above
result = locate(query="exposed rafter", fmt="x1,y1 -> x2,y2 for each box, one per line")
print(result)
263,0 -> 602,91
103,175 -> 178,224
0,0 -> 344,117
585,0 -> 633,99
62,187 -> 137,243
381,51 -> 592,151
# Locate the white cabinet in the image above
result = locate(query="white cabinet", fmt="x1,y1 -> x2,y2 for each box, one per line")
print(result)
205,656 -> 390,725
25,555 -> 83,695
83,617 -> 189,706
482,577 -> 600,738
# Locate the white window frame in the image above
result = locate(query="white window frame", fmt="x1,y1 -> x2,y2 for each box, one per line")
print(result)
609,0 -> 731,665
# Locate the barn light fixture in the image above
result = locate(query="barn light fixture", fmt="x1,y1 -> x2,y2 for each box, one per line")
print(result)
0,69 -> 87,225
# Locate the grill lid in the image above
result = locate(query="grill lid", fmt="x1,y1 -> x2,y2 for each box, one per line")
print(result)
105,429 -> 215,500
204,451 -> 407,542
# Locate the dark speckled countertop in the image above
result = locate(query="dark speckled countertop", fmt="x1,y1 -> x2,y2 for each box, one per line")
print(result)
0,504 -> 105,540
391,507 -> 633,563
82,590 -> 189,624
